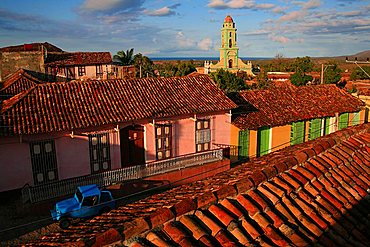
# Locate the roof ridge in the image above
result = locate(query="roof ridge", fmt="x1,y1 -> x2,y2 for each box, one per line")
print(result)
51,123 -> 370,246
1,86 -> 36,114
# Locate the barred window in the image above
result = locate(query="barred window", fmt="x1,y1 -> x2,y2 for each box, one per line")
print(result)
96,65 -> 103,77
89,133 -> 111,174
78,66 -> 86,76
155,124 -> 172,160
196,119 -> 211,152
29,140 -> 58,184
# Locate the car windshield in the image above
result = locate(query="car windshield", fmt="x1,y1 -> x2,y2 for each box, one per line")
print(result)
75,189 -> 83,203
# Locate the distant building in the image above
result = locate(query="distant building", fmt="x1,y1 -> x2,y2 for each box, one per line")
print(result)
204,15 -> 254,76
0,42 -> 62,81
0,42 -> 131,81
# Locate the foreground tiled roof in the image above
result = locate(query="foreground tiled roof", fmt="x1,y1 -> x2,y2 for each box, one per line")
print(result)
0,42 -> 63,52
0,75 -> 236,136
25,123 -> 370,246
45,52 -> 112,66
0,69 -> 49,99
233,84 -> 364,130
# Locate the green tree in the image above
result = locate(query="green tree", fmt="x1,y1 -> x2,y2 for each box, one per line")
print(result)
350,66 -> 370,80
175,61 -> 196,76
290,56 -> 314,86
322,62 -> 341,84
113,48 -> 134,66
133,53 -> 155,78
210,69 -> 248,93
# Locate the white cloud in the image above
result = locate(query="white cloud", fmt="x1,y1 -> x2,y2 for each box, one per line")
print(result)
207,0 -> 274,10
198,38 -> 213,50
80,0 -> 143,13
176,31 -> 196,48
268,34 -> 290,43
279,11 -> 303,21
303,0 -> 321,9
144,7 -> 175,16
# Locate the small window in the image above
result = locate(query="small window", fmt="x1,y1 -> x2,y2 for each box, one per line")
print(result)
78,66 -> 86,76
196,119 -> 211,152
155,124 -> 172,160
45,143 -> 52,153
33,145 -> 41,154
96,65 -> 103,77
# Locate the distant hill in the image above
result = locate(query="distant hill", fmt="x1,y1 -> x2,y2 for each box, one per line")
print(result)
321,50 -> 370,61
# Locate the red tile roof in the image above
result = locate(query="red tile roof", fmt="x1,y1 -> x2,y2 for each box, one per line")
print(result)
0,69 -> 68,99
0,69 -> 49,99
0,75 -> 236,136
232,84 -> 364,130
44,52 -> 112,66
0,42 -> 63,52
23,123 -> 370,246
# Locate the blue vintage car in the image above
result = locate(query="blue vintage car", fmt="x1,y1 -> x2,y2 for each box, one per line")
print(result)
51,184 -> 116,229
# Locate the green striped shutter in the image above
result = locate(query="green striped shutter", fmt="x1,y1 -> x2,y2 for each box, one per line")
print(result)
324,117 -> 331,135
257,127 -> 270,157
309,118 -> 322,140
352,111 -> 360,126
291,121 -> 305,145
339,113 -> 349,130
238,129 -> 249,160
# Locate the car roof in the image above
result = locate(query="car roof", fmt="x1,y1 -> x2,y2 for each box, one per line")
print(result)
78,184 -> 100,196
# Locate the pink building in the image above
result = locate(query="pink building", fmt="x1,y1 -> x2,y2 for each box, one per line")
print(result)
0,74 -> 236,201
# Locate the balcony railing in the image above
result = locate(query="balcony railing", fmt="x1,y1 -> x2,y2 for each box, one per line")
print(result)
213,143 -> 241,163
22,149 -> 223,204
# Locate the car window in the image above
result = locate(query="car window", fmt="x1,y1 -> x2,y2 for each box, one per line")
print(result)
76,189 -> 83,203
82,196 -> 97,206
100,191 -> 112,203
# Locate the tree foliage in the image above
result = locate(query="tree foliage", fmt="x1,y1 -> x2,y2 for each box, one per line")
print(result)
350,66 -> 370,80
155,61 -> 196,77
133,53 -> 155,78
113,48 -> 134,66
290,56 -> 314,86
322,62 -> 341,84
210,69 -> 248,93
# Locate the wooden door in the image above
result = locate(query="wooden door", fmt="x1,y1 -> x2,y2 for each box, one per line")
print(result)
120,125 -> 145,167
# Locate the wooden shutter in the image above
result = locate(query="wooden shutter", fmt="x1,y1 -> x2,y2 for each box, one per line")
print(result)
291,121 -> 305,145
339,113 -> 349,130
238,129 -> 249,160
257,127 -> 270,157
352,111 -> 360,126
324,117 -> 331,135
309,118 -> 322,140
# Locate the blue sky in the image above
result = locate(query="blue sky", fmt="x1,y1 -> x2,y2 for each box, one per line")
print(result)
0,0 -> 369,58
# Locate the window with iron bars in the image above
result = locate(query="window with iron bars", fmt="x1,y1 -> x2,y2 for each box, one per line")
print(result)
29,140 -> 58,185
155,124 -> 172,160
195,119 -> 211,152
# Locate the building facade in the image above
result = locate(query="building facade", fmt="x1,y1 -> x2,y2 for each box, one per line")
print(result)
0,75 -> 236,194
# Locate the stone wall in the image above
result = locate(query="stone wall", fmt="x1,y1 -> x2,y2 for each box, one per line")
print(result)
0,51 -> 44,81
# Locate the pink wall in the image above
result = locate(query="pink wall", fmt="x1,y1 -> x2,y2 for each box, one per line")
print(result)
0,137 -> 33,192
55,135 -> 90,180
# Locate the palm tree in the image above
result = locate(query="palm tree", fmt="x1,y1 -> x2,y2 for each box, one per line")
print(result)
113,48 -> 134,66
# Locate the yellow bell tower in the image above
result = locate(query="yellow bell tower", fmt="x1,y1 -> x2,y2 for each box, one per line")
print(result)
205,15 -> 254,75
220,15 -> 239,69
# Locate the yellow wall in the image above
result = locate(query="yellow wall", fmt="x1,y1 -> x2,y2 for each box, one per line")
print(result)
230,124 -> 240,146
249,130 -> 257,158
271,125 -> 291,152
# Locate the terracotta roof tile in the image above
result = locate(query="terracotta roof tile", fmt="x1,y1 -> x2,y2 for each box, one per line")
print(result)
232,84 -> 364,130
45,52 -> 112,66
24,124 -> 370,246
1,75 -> 236,136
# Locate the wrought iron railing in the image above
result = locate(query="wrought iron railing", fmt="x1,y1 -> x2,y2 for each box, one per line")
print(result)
22,149 -> 223,203
213,143 -> 242,163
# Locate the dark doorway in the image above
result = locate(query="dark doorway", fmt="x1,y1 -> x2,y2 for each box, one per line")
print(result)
120,125 -> 145,167
228,59 -> 233,68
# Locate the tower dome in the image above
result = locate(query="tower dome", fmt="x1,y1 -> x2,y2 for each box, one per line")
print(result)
224,15 -> 234,23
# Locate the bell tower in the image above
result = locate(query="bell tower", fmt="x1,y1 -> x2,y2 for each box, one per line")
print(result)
205,15 -> 254,75
220,15 -> 239,69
